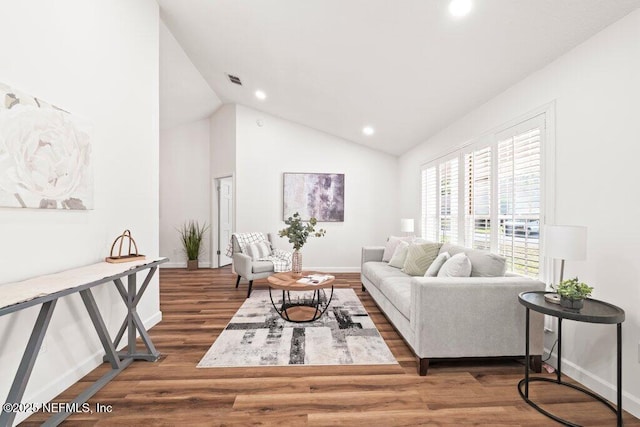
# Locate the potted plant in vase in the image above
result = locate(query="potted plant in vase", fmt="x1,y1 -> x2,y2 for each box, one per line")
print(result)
178,220 -> 209,270
279,212 -> 326,274
554,277 -> 593,311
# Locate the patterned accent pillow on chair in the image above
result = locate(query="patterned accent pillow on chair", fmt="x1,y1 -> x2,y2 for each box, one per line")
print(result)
245,241 -> 272,261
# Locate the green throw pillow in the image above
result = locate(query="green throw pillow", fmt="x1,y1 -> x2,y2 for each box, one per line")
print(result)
402,243 -> 442,276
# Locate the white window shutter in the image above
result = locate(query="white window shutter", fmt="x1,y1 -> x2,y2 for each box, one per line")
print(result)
421,166 -> 437,241
439,158 -> 458,244
497,118 -> 543,277
464,146 -> 491,250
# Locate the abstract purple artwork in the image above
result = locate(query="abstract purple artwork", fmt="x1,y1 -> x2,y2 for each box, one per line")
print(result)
283,173 -> 344,222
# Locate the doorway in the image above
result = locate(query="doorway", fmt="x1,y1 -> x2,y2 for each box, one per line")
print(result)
217,176 -> 233,267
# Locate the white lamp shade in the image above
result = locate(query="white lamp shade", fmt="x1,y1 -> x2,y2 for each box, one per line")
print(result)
400,218 -> 415,233
545,225 -> 587,261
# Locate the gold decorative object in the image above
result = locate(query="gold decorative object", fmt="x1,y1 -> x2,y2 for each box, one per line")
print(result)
105,229 -> 145,263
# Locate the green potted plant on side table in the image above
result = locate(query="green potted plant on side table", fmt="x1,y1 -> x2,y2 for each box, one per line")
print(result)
179,220 -> 209,270
279,212 -> 326,274
554,277 -> 593,311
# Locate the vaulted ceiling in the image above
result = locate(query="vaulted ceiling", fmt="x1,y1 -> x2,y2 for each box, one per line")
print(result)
158,0 -> 640,155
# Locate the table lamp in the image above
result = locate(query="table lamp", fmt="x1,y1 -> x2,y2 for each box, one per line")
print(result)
400,218 -> 415,237
544,225 -> 587,303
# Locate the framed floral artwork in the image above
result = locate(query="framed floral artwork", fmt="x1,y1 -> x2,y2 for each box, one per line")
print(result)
283,173 -> 344,222
0,82 -> 93,209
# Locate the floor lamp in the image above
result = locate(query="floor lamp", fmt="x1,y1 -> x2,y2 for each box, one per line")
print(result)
544,225 -> 587,303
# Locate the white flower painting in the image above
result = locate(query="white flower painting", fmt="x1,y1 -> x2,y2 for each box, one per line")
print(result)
0,82 -> 93,209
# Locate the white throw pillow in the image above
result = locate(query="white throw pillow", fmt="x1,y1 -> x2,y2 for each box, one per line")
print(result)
388,241 -> 410,268
437,252 -> 472,277
439,243 -> 507,277
424,252 -> 450,277
245,241 -> 272,261
382,236 -> 412,262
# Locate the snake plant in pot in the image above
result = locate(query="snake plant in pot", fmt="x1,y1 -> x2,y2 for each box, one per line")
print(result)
179,220 -> 209,270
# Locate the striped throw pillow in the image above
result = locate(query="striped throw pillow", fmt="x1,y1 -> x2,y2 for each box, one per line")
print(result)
245,241 -> 272,261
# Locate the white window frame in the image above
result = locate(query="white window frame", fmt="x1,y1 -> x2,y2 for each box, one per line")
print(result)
420,102 -> 556,280
422,152 -> 460,244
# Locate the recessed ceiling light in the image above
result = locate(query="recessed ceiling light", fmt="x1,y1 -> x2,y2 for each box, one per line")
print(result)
449,0 -> 472,18
362,126 -> 375,136
255,90 -> 267,100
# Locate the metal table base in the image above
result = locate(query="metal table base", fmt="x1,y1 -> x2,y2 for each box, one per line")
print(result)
518,292 -> 624,427
269,287 -> 334,323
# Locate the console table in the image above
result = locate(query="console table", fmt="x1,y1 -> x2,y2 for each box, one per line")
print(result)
0,257 -> 168,426
518,291 -> 625,426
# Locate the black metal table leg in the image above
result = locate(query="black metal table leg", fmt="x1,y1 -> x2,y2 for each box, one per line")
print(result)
557,317 -> 562,382
618,323 -> 623,426
525,307 -> 530,398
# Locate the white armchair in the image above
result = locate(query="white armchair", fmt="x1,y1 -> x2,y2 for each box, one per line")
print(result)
232,233 -> 275,297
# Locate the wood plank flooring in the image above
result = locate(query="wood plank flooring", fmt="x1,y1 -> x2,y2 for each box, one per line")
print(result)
24,267 -> 639,426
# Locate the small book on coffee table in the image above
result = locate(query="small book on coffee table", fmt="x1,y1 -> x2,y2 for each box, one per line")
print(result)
296,274 -> 334,285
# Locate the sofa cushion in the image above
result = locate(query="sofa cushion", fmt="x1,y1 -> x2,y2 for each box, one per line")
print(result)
382,236 -> 412,262
252,261 -> 274,273
378,276 -> 412,319
362,262 -> 410,290
388,240 -> 410,268
402,242 -> 442,276
437,253 -> 472,277
425,251 -> 450,277
440,243 -> 507,277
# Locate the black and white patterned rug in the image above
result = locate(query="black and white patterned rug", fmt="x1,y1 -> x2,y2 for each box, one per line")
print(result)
197,288 -> 397,367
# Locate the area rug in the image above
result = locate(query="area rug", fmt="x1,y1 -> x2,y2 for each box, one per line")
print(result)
197,288 -> 397,367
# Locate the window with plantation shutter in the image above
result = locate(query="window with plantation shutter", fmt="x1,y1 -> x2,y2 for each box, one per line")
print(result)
421,166 -> 437,241
464,146 -> 491,250
497,118 -> 542,277
421,112 -> 547,278
438,158 -> 458,243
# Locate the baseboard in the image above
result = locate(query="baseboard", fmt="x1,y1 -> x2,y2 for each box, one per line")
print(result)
544,349 -> 640,419
160,264 -> 357,272
16,311 -> 163,425
161,262 -> 211,269
306,266 -> 361,273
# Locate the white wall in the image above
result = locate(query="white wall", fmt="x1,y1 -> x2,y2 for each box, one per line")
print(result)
160,119 -> 211,267
209,104 -> 237,267
0,1 -> 160,424
398,9 -> 640,417
235,105 -> 397,271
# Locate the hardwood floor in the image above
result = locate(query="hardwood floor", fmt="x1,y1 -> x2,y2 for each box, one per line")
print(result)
25,267 -> 638,426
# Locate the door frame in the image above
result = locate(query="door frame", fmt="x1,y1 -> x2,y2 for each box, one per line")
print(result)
212,174 -> 234,268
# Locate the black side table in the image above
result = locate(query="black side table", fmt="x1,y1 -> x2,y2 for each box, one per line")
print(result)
518,291 -> 625,426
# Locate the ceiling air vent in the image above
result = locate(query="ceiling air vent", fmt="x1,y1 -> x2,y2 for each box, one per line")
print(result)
227,74 -> 242,85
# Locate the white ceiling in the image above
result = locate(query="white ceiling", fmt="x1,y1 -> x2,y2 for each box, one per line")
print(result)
158,0 -> 640,155
160,20 -> 221,130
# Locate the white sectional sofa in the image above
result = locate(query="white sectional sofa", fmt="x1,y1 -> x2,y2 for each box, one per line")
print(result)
361,242 -> 545,375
